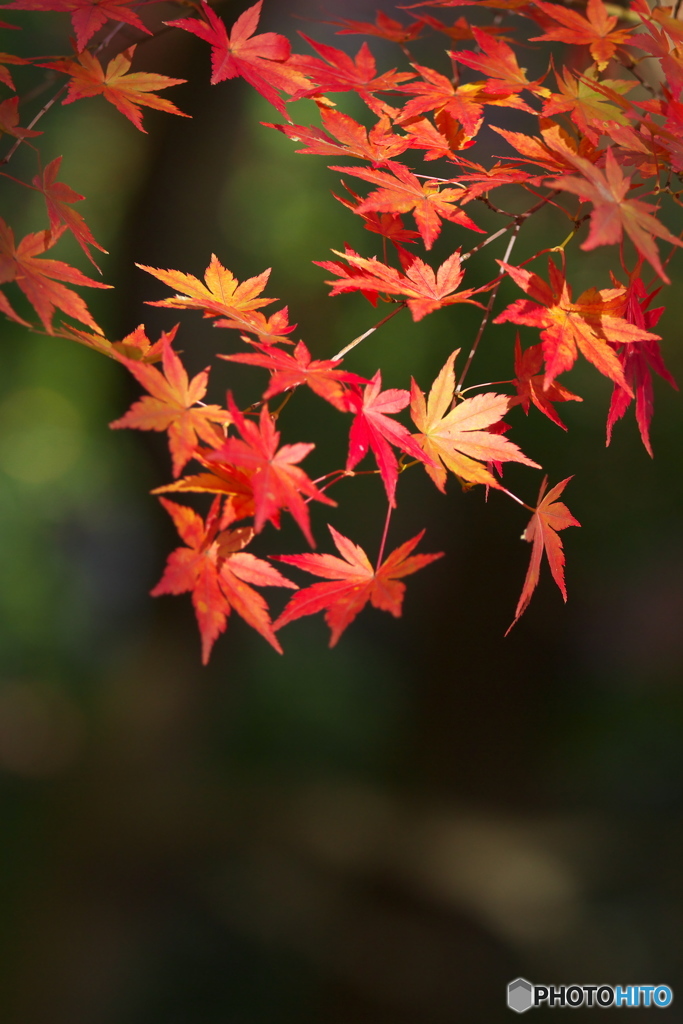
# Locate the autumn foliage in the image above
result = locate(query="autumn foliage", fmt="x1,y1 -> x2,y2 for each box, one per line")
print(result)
1,0 -> 681,661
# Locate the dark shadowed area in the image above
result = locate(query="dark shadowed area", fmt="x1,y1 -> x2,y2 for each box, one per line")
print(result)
0,2 -> 682,1021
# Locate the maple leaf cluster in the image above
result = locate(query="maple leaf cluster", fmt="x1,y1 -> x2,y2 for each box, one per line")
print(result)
1,0 -> 681,661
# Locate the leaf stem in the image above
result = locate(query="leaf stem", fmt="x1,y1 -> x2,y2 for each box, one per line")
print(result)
376,501 -> 393,567
332,302 -> 407,361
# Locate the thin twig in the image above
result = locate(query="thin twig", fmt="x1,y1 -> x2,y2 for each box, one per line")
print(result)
376,501 -> 393,567
332,302 -> 407,361
455,223 -> 521,395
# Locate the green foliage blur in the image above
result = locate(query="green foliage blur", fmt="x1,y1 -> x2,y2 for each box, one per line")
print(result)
0,4 -> 682,1022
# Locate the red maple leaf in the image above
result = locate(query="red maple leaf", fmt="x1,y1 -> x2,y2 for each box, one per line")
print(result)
315,246 -> 482,321
507,476 -> 580,633
42,46 -> 188,132
205,399 -> 335,546
109,338 -> 232,477
0,94 -> 42,139
273,525 -> 443,646
0,51 -> 30,92
265,108 -> 410,166
288,35 -> 415,116
221,339 -> 368,411
31,156 -> 106,266
328,162 -> 481,249
333,185 -> 421,246
344,370 -> 434,507
166,0 -> 307,115
495,258 -> 660,391
549,146 -> 683,283
531,0 -> 633,70
152,497 -> 296,663
327,11 -> 424,44
451,25 -> 550,98
511,334 -> 583,430
605,275 -> 676,456
0,219 -> 110,332
1,0 -> 150,50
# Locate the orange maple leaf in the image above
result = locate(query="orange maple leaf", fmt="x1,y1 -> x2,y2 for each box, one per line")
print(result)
0,94 -> 42,140
166,0 -> 307,115
531,0 -> 633,70
265,108 -> 410,166
31,156 -> 106,266
109,338 -> 232,477
273,525 -> 443,646
138,255 -> 295,343
315,246 -> 483,320
507,476 -> 580,633
42,46 -> 188,132
0,219 -> 110,332
152,497 -> 297,663
511,335 -> 583,430
410,349 -> 540,491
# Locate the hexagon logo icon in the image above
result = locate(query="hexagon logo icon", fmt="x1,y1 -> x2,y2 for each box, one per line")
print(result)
508,978 -> 533,1013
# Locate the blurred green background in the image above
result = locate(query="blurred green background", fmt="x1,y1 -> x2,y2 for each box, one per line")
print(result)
1,2 -> 682,1021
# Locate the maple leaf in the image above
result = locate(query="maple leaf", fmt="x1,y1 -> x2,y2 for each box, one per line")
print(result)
511,335 -> 583,429
110,338 -> 232,477
0,219 -> 110,332
549,146 -> 683,283
315,246 -> 482,321
328,11 -> 424,44
166,0 -> 307,115
221,339 -> 368,411
531,0 -> 633,70
410,349 -> 540,492
333,185 -> 421,246
138,255 -> 294,343
55,321 -> 177,362
31,156 -> 106,266
0,0 -> 150,50
152,497 -> 296,663
0,51 -> 30,92
605,275 -> 676,456
205,398 -> 335,546
265,108 -> 410,166
329,162 -> 482,249
344,370 -> 434,507
490,122 -> 600,177
42,46 -> 188,133
451,25 -> 550,98
0,95 -> 42,140
288,35 -> 415,116
495,258 -> 661,392
542,67 -> 635,144
273,525 -> 443,647
507,476 -> 580,633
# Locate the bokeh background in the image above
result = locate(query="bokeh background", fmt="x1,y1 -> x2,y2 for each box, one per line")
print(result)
1,1 -> 682,1020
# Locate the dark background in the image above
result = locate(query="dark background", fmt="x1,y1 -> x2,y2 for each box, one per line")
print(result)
1,1 -> 682,1020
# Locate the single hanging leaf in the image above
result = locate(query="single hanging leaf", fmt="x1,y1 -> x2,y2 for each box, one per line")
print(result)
109,338 -> 232,477
273,525 -> 443,646
345,370 -> 434,507
0,219 -> 110,332
221,339 -> 369,411
41,46 -> 188,133
33,156 -> 106,266
166,0 -> 307,115
315,246 -> 483,321
205,398 -> 335,546
152,497 -> 296,663
410,349 -> 540,492
508,476 -> 580,633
